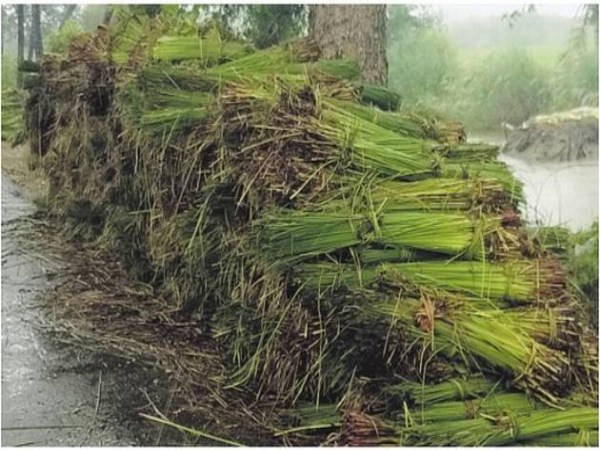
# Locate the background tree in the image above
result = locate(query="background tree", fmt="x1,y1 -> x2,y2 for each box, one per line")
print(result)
31,5 -> 43,61
17,5 -> 24,87
310,5 -> 388,85
58,4 -> 77,31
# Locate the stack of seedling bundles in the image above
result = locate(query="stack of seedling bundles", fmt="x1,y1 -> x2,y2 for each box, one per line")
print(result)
25,10 -> 597,445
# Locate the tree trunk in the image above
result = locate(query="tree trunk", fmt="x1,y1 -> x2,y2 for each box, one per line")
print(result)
17,5 -> 24,87
59,4 -> 77,30
102,7 -> 114,26
32,4 -> 43,61
1,6 -> 6,58
309,5 -> 388,86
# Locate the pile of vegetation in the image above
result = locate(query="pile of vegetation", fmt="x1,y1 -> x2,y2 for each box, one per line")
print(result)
24,9 -> 598,446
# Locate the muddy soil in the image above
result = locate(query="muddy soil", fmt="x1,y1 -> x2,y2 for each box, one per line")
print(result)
1,177 -> 174,446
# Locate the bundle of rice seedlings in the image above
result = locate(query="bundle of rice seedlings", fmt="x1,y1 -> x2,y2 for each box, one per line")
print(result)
349,403 -> 598,446
432,312 -> 570,404
200,38 -> 354,86
369,178 -> 516,213
296,262 -> 380,293
364,295 -> 572,403
262,209 -> 476,264
278,403 -> 341,436
318,110 -> 433,177
361,247 -> 438,264
442,143 -> 500,162
139,63 -> 218,92
377,211 -> 475,256
123,86 -> 215,132
443,160 -> 524,201
323,98 -> 440,140
383,376 -> 499,405
529,429 -> 599,446
407,392 -> 535,423
262,210 -> 365,263
356,82 -> 401,111
109,9 -> 157,66
484,406 -> 599,446
153,33 -> 253,64
381,260 -> 562,303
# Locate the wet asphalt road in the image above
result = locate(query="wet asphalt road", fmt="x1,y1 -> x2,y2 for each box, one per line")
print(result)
1,177 -> 167,446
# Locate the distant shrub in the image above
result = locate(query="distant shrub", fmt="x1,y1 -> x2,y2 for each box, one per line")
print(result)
1,55 -> 17,90
439,47 -> 550,131
388,27 -> 458,108
567,222 -> 599,329
47,19 -> 86,53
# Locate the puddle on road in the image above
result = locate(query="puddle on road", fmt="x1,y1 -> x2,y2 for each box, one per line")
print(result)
1,178 -> 174,446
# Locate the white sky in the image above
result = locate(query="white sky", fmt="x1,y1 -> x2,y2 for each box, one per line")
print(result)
439,3 -> 582,23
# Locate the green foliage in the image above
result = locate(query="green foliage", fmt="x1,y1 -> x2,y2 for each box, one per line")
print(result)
440,47 -> 550,130
1,55 -> 17,90
202,5 -> 307,49
388,27 -> 458,107
551,22 -> 599,109
46,19 -> 85,53
567,222 -> 599,329
243,5 -> 307,49
388,9 -> 598,132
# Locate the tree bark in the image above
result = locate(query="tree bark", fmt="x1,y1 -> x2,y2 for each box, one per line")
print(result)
309,5 -> 388,86
17,5 -> 24,87
32,4 -> 43,61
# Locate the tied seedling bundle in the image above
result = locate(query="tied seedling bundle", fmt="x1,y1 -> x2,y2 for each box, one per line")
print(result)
24,8 -> 598,446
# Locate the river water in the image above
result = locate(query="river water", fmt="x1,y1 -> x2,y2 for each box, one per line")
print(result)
471,134 -> 599,231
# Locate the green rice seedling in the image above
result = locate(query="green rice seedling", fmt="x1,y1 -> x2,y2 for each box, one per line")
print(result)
381,260 -> 549,303
356,82 -> 401,111
261,210 -> 365,263
318,109 -> 434,177
401,416 -> 500,446
262,208 -> 476,263
409,392 -> 535,423
443,160 -> 524,202
139,63 -> 219,92
323,99 -> 433,139
529,429 -> 599,446
377,211 -> 474,256
384,376 -> 499,405
393,406 -> 598,446
361,247 -> 439,264
310,59 -> 361,81
296,262 -> 380,293
485,406 -> 599,445
278,403 -> 341,436
442,143 -> 500,162
433,313 -> 570,405
200,39 -> 331,85
369,177 -> 514,213
153,34 -> 253,64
